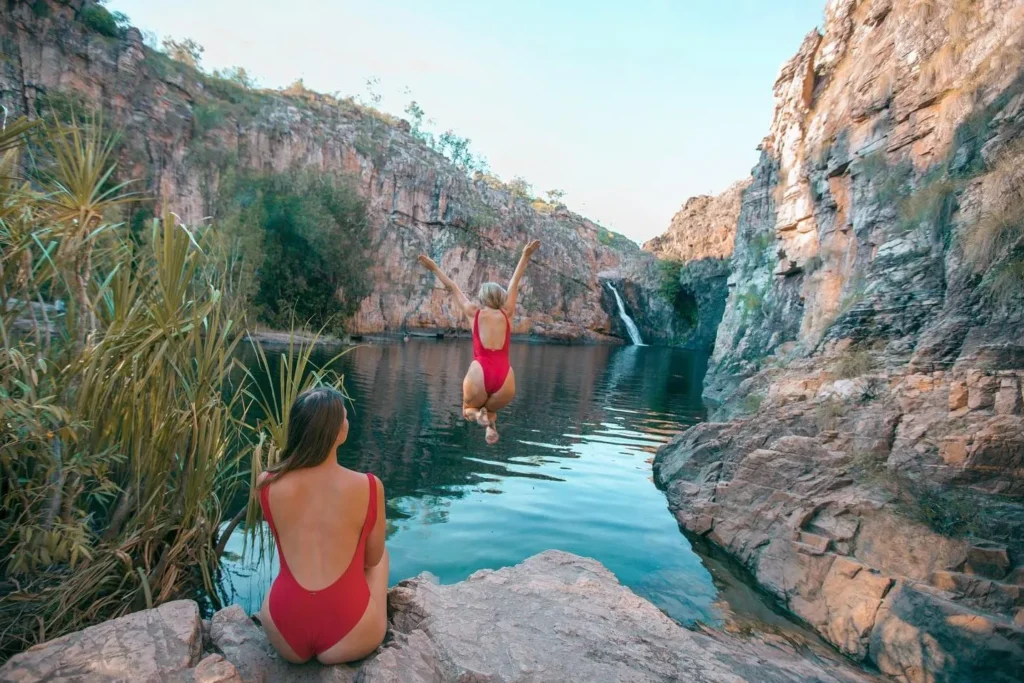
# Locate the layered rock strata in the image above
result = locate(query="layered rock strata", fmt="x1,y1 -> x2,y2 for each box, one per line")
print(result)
655,0 -> 1024,680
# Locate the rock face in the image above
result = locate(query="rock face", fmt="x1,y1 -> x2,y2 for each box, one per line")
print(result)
0,0 -> 675,343
654,1 -> 1024,680
1,551 -> 876,683
643,180 -> 750,263
641,180 -> 749,352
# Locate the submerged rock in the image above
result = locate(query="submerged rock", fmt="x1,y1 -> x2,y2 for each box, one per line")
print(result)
0,551 -> 874,683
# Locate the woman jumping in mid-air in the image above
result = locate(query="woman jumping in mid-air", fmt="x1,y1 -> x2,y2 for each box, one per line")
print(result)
418,239 -> 540,444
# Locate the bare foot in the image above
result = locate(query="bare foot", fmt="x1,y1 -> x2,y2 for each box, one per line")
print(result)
463,406 -> 481,422
485,426 -> 499,444
476,409 -> 491,427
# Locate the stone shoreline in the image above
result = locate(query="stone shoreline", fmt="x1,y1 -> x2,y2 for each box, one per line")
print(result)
0,551 -> 876,683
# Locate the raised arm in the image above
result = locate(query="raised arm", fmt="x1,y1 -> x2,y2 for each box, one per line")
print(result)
504,240 -> 540,317
418,254 -> 478,319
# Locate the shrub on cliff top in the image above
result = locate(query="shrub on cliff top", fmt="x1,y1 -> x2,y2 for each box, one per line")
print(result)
80,4 -> 120,38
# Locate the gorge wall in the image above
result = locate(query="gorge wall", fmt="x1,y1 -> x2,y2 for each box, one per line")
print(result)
0,0 -> 675,343
641,180 -> 750,351
653,0 -> 1024,680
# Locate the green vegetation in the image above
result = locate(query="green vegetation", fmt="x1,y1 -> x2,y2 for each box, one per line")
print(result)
0,108 -> 349,661
80,3 -> 119,37
656,260 -> 699,326
215,170 -> 373,332
898,483 -> 984,538
0,116 -> 244,657
403,100 -> 488,174
192,102 -> 227,134
737,287 -> 763,315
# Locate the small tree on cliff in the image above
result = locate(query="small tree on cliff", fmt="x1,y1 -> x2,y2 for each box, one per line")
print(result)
162,37 -> 204,69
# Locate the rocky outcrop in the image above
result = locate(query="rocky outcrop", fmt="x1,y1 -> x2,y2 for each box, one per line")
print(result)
1,551 -> 877,683
640,179 -> 748,352
0,0 -> 674,343
643,180 -> 749,263
654,1 -> 1024,680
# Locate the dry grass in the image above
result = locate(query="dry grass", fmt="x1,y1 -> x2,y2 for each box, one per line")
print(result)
833,349 -> 876,379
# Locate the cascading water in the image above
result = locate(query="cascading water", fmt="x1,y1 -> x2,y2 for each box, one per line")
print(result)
605,282 -> 646,346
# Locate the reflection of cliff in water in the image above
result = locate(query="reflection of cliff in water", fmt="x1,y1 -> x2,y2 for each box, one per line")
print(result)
239,341 -> 707,525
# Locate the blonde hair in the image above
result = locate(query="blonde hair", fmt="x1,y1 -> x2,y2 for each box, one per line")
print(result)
478,282 -> 507,309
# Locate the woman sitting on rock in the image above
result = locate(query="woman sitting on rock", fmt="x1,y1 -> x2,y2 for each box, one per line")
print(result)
418,239 -> 540,444
255,387 -> 388,664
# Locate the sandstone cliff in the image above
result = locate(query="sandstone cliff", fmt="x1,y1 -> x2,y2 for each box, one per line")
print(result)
643,179 -> 750,263
640,179 -> 750,352
0,0 -> 672,343
654,0 -> 1024,680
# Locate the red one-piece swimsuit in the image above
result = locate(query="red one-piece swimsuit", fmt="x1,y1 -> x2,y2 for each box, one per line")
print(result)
473,309 -> 511,394
258,472 -> 378,659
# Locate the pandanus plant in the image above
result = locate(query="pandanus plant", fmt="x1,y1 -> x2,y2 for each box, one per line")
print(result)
0,113 -> 254,657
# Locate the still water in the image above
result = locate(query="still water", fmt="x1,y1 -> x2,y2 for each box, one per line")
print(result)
220,340 -> 725,626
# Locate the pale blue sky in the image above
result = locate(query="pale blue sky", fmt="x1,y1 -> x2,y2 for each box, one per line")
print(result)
107,0 -> 825,243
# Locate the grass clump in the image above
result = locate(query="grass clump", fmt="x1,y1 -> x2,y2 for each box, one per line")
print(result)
962,141 -> 1024,307
833,349 -> 875,379
898,483 -> 982,537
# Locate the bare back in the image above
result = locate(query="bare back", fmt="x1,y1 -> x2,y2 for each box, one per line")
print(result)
261,466 -> 385,589
475,307 -> 509,351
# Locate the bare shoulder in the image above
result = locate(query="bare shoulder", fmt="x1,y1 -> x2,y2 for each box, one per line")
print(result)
463,301 -> 481,319
256,471 -> 271,488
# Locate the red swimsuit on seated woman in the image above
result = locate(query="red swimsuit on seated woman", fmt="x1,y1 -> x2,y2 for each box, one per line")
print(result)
255,387 -> 388,665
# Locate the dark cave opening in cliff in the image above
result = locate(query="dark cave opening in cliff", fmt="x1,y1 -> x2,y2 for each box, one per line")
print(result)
674,288 -> 699,329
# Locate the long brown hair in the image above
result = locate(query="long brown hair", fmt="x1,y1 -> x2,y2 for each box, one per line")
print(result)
257,386 -> 347,488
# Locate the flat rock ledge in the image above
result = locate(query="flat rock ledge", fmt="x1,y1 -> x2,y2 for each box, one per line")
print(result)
0,551 -> 874,683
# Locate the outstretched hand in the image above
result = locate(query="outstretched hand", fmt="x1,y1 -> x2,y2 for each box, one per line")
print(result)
523,240 -> 541,257
417,254 -> 438,271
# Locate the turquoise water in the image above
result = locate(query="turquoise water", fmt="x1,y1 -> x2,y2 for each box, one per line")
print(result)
219,340 -> 723,626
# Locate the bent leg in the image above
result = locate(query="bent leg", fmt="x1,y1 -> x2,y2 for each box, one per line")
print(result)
317,549 -> 390,665
462,362 -> 488,421
482,370 -> 516,444
259,598 -> 309,664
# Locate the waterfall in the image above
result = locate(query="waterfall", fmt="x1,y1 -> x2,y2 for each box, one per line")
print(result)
605,283 -> 646,346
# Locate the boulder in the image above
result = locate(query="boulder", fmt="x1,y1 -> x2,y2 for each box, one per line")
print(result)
0,600 -> 202,682
360,550 -> 873,683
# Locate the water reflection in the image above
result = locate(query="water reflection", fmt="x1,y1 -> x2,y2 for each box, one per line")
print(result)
220,340 -> 718,625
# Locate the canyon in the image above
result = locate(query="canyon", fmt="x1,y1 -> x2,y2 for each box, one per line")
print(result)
652,0 -> 1024,680
0,0 -> 678,345
3,0 -> 1024,681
